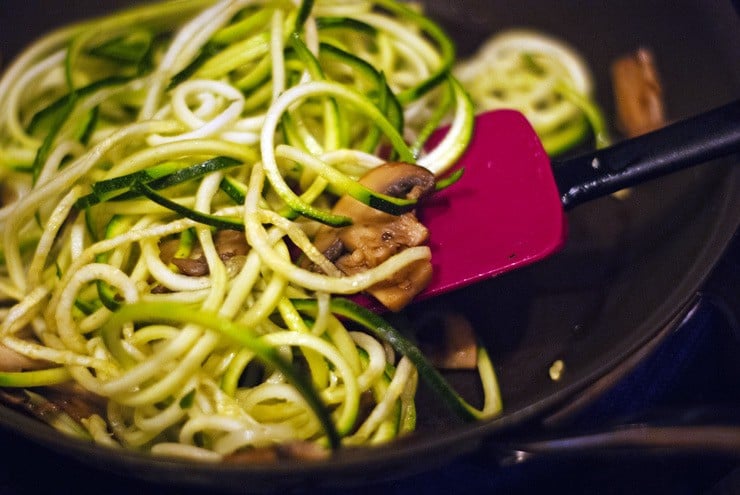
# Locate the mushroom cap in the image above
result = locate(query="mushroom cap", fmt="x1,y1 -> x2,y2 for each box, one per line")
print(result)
352,162 -> 436,201
309,162 -> 436,311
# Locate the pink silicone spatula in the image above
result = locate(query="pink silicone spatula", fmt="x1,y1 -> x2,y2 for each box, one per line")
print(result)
413,99 -> 739,302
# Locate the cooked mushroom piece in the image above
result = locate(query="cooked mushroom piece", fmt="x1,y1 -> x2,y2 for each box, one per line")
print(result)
0,182 -> 18,208
419,312 -> 479,370
224,441 -> 330,464
310,162 -> 436,311
0,342 -> 50,372
0,383 -> 106,429
611,48 -> 666,138
159,229 -> 248,277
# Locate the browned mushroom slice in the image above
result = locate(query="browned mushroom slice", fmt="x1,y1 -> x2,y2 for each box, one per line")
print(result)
0,383 -> 106,430
158,237 -> 180,266
0,181 -> 18,208
0,343 -> 50,372
224,441 -> 330,464
310,162 -> 436,311
39,383 -> 108,422
170,256 -> 209,277
611,48 -> 666,138
159,229 -> 249,277
213,229 -> 249,260
420,312 -> 478,370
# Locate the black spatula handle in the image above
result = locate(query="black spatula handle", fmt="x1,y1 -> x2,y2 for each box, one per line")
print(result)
555,99 -> 740,209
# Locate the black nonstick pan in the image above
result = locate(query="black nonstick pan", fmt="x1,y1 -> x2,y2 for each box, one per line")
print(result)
0,0 -> 738,493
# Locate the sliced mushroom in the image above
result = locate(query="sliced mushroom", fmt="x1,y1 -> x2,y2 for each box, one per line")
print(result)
419,312 -> 478,370
159,229 -> 249,277
38,383 -> 108,422
309,162 -> 436,312
0,383 -> 106,425
0,343 -> 50,372
611,48 -> 666,138
224,441 -> 330,464
170,256 -> 209,277
214,229 -> 249,260
355,162 -> 436,201
0,181 -> 18,208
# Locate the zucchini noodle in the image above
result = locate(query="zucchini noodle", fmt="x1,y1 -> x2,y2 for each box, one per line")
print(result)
0,0 -> 501,461
455,29 -> 609,155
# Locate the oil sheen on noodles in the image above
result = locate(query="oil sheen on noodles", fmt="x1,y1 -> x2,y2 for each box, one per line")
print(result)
0,0 -> 501,461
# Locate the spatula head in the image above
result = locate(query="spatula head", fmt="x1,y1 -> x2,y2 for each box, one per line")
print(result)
419,109 -> 567,299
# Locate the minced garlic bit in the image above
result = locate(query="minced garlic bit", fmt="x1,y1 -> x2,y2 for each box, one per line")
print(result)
549,359 -> 565,381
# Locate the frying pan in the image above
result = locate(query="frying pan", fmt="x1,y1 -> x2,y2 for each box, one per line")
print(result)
0,0 -> 738,492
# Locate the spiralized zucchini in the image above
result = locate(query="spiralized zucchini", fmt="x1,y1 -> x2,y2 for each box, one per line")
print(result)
0,0 -> 500,460
455,29 -> 609,155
